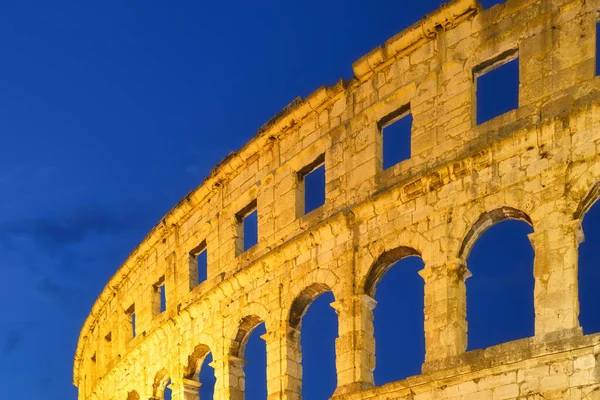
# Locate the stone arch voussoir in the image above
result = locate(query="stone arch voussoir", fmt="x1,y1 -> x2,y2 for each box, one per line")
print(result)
152,368 -> 171,398
226,301 -> 271,359
357,227 -> 430,296
457,205 -> 533,262
285,268 -> 341,322
183,343 -> 212,380
569,161 -> 600,220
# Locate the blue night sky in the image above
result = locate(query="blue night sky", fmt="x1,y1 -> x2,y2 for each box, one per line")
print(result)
1,1 -> 599,399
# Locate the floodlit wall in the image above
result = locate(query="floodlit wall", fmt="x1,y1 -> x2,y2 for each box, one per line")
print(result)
74,0 -> 600,398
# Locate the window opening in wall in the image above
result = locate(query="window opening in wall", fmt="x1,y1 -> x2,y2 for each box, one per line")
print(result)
579,199 -> 600,334
190,241 -> 208,287
236,200 -> 258,255
466,219 -> 534,350
131,312 -> 136,338
474,49 -> 519,124
297,154 -> 326,215
152,277 -> 166,316
371,252 -> 425,384
244,322 -> 267,398
159,284 -> 166,313
380,105 -> 412,170
299,290 -> 337,398
596,21 -> 600,76
127,304 -> 136,338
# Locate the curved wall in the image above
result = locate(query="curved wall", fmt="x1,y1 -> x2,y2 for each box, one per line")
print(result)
75,0 -> 600,399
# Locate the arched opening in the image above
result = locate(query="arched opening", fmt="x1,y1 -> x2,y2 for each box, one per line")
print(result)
461,208 -> 534,350
199,353 -> 215,399
184,344 -> 215,399
578,186 -> 600,334
152,369 -> 171,400
365,247 -> 425,385
289,283 -> 337,399
231,315 -> 267,399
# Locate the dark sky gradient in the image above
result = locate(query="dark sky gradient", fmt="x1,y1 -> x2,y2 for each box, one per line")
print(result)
0,1 -> 598,399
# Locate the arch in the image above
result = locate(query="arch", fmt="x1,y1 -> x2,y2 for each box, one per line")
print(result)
226,301 -> 271,347
230,315 -> 264,359
285,268 -> 341,314
184,344 -> 211,381
152,368 -> 171,399
578,185 -> 600,334
575,182 -> 600,220
458,206 -> 533,261
567,160 -> 600,218
364,246 -> 421,297
289,282 -> 333,329
288,282 -> 338,399
126,391 -> 140,400
366,247 -> 425,384
464,214 -> 535,350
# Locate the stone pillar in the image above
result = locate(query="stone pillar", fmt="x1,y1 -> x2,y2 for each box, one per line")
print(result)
331,294 -> 376,396
419,259 -> 470,370
211,355 -> 246,400
529,219 -> 583,338
261,328 -> 302,400
170,378 -> 201,400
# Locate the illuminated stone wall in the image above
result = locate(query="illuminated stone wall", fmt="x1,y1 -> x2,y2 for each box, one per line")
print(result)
74,0 -> 600,398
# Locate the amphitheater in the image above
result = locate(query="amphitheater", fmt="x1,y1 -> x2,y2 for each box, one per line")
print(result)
74,0 -> 600,398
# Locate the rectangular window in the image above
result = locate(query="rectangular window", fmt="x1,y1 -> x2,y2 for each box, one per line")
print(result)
297,154 -> 326,215
159,284 -> 166,313
236,200 -> 258,255
152,276 -> 166,316
474,49 -> 519,124
379,105 -> 412,170
190,240 -> 208,286
596,22 -> 600,76
126,304 -> 136,338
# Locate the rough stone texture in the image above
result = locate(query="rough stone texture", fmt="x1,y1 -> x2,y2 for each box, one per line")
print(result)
74,0 -> 600,399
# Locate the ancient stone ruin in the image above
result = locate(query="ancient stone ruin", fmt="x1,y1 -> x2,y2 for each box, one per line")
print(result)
74,0 -> 600,398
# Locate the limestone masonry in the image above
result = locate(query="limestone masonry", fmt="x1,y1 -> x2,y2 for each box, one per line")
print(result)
74,0 -> 600,398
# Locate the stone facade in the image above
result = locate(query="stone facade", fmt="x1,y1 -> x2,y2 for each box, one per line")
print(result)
73,0 -> 600,398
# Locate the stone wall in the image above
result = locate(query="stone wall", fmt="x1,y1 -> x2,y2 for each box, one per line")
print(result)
74,0 -> 600,398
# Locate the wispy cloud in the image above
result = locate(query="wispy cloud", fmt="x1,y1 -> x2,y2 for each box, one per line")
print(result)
0,202 -> 144,246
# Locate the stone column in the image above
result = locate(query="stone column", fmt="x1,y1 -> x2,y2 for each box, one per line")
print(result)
170,378 -> 201,400
529,219 -> 583,338
259,328 -> 302,400
419,259 -> 470,370
211,355 -> 246,400
331,294 -> 376,396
